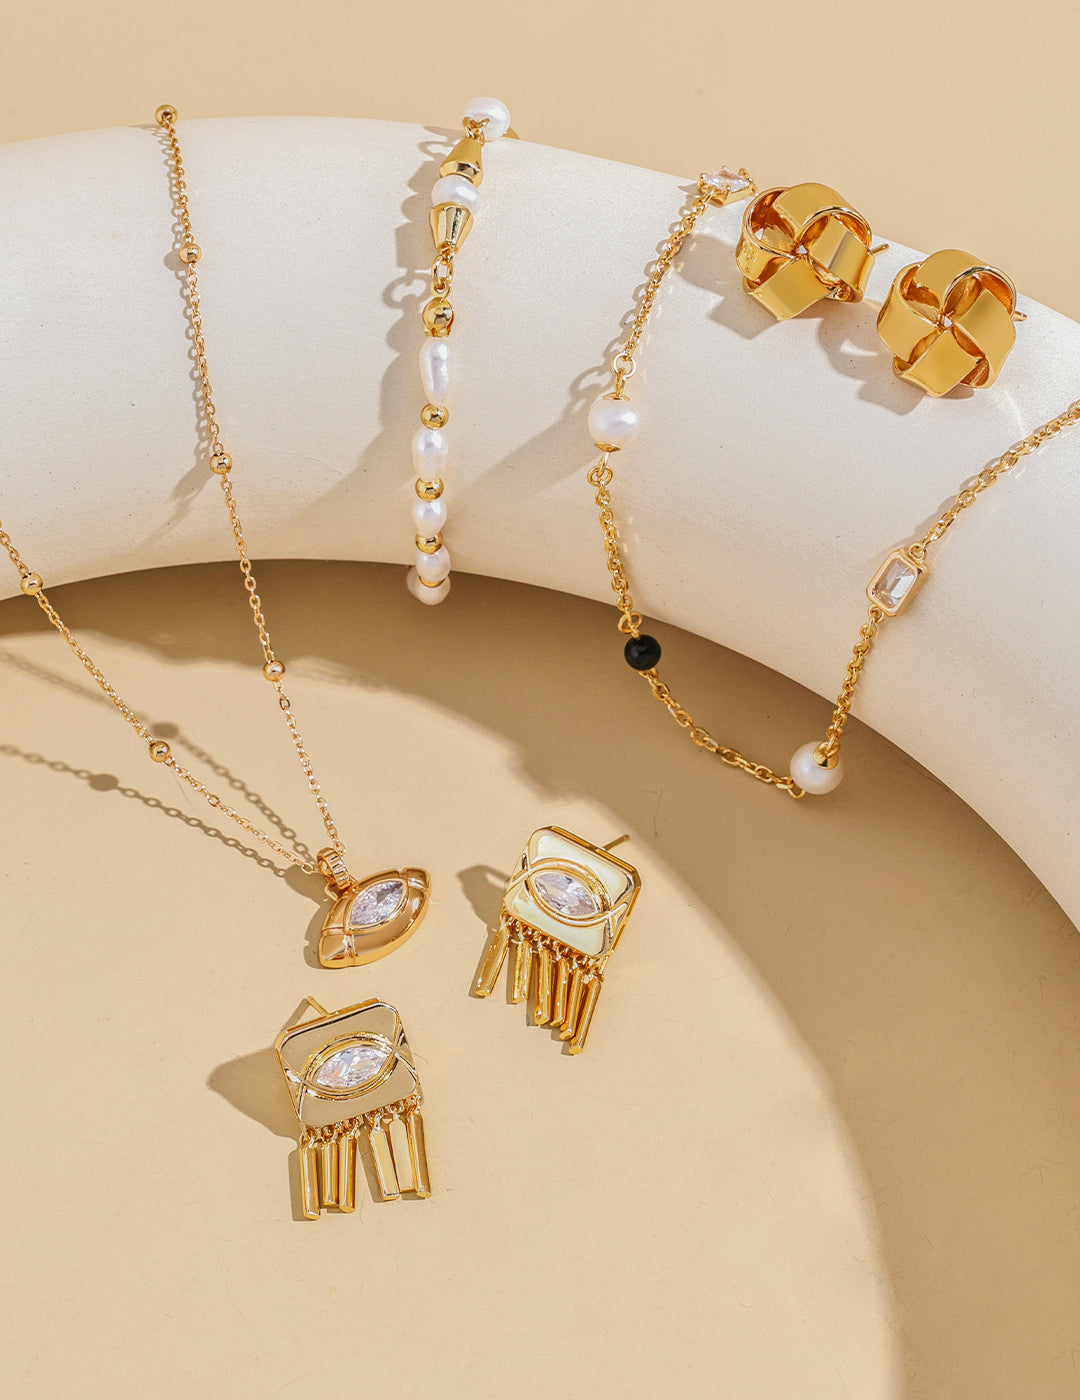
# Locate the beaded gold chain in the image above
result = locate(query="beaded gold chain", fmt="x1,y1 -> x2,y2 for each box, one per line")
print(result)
0,107 -> 355,880
587,173 -> 1080,798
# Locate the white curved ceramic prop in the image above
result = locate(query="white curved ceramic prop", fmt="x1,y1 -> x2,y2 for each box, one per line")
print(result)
1,117 -> 1077,922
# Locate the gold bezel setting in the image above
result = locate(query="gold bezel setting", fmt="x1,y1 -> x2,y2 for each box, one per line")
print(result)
866,547 -> 929,617
303,1032 -> 397,1101
318,866 -> 430,968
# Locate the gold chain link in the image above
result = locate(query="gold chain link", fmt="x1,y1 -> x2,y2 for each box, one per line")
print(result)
591,182 -> 1080,795
0,107 -> 353,876
913,398 -> 1080,553
587,453 -> 802,796
611,191 -> 711,397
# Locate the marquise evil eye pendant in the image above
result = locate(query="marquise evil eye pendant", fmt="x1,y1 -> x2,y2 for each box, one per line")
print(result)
315,852 -> 431,968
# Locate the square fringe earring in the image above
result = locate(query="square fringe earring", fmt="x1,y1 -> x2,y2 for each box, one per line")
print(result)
473,827 -> 641,1054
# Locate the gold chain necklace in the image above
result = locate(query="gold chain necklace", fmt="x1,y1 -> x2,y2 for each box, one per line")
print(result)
588,176 -> 1080,798
0,107 -> 432,967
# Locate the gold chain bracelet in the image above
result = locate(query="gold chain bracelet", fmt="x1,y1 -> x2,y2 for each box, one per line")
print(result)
587,173 -> 1080,798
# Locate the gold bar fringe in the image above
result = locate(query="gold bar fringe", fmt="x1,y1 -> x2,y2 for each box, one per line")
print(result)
534,944 -> 553,1024
570,977 -> 603,1055
512,936 -> 533,1004
560,965 -> 585,1040
388,1116 -> 415,1193
318,1138 -> 339,1208
299,1141 -> 320,1220
407,1110 -> 432,1198
475,919 -> 511,996
552,956 -> 570,1028
368,1122 -> 401,1201
338,1132 -> 356,1212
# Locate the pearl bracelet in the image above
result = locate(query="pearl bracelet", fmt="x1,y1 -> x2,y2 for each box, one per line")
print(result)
407,96 -> 513,605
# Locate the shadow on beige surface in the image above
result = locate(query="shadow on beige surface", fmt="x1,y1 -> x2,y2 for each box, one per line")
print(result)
0,560 -> 1077,1396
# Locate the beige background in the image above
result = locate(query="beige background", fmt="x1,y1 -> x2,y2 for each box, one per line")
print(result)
2,4 -> 1079,1399
1,0 -> 1078,319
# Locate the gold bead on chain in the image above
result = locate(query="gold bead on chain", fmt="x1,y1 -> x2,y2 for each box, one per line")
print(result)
0,107 -> 357,878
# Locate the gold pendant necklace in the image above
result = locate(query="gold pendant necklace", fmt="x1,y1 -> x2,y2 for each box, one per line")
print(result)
584,173 -> 1080,798
0,106 -> 430,968
1,105 -> 438,1216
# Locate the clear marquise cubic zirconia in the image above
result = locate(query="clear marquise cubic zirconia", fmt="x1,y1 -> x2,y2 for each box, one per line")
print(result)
312,1043 -> 390,1091
533,870 -> 600,920
347,878 -> 406,929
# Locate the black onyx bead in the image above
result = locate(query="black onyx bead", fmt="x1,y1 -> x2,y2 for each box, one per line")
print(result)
624,634 -> 662,671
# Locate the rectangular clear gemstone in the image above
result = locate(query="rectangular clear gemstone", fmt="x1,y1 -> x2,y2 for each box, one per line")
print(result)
704,167 -> 749,195
870,553 -> 920,612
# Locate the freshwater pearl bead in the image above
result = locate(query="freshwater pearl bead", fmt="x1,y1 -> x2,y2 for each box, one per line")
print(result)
431,174 -> 482,213
790,742 -> 844,795
411,427 -> 449,476
588,396 -> 641,451
462,96 -> 511,141
419,340 -> 452,407
411,495 -> 448,534
407,568 -> 451,605
415,545 -> 451,585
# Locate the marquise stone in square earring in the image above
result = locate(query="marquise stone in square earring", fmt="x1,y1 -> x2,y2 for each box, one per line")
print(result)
407,96 -> 515,606
472,826 -> 641,1054
275,995 -> 432,1218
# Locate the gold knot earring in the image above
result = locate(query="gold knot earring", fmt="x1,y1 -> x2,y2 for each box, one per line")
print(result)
876,249 -> 1024,395
735,182 -> 886,319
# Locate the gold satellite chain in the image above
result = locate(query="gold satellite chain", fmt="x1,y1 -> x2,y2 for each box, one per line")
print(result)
589,178 -> 1080,797
0,106 -> 348,878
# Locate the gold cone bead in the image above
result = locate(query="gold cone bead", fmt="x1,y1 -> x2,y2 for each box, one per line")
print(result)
431,203 -> 474,252
439,135 -> 483,185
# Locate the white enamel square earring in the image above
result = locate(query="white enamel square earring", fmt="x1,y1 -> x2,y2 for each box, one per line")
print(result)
473,827 -> 641,1053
